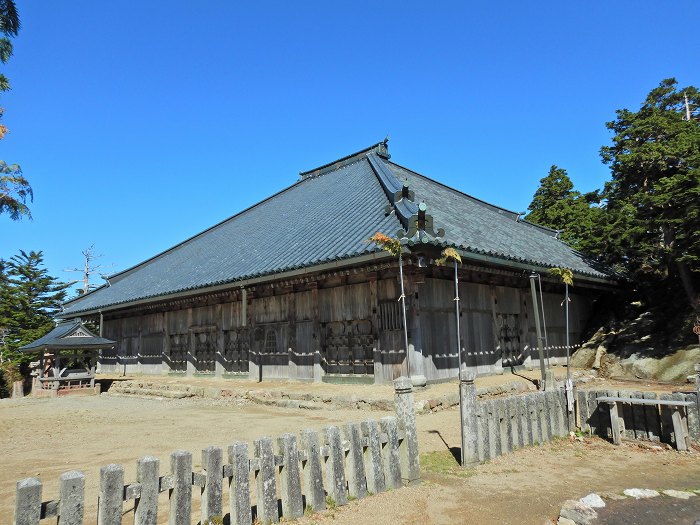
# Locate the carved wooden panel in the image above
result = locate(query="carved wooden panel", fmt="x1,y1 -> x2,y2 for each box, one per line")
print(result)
168,333 -> 188,372
193,331 -> 216,373
223,329 -> 249,373
323,320 -> 374,375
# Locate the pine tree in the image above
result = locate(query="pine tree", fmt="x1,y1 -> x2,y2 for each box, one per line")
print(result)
0,0 -> 31,221
1,251 -> 68,364
600,78 -> 700,310
525,165 -> 597,251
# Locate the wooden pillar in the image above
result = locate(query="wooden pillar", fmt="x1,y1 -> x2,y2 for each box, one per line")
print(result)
215,303 -> 225,378
286,286 -> 297,380
518,288 -> 533,371
368,273 -> 382,383
490,285 -> 503,374
163,311 -> 171,374
246,289 -> 259,382
310,282 -> 322,383
54,350 -> 61,390
406,270 -> 427,387
186,307 -> 195,377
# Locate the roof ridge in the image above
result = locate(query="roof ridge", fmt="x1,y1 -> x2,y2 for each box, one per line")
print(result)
299,139 -> 390,179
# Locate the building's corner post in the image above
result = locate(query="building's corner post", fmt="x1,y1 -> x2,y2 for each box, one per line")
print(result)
393,376 -> 420,485
406,272 -> 427,387
459,370 -> 478,467
368,273 -> 383,384
215,304 -> 225,378
285,286 -> 298,381
310,281 -> 323,383
245,288 -> 260,382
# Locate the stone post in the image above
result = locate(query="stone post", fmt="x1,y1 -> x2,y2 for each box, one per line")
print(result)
227,442 -> 252,525
323,426 -> 348,506
277,434 -> 303,519
134,457 -> 159,525
169,451 -> 192,525
58,471 -> 85,525
254,437 -> 278,524
459,370 -> 478,466
361,419 -> 386,494
299,429 -> 326,511
14,477 -> 42,525
98,464 -> 124,525
379,416 -> 402,489
201,446 -> 223,523
343,423 -> 368,499
393,376 -> 420,484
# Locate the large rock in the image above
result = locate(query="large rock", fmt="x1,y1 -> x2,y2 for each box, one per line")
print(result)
623,488 -> 659,499
559,500 -> 597,525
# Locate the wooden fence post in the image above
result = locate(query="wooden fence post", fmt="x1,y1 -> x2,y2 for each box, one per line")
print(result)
227,442 -> 252,525
201,446 -> 223,523
14,477 -> 42,525
168,451 -> 192,525
277,434 -> 303,519
98,464 -> 124,525
134,456 -> 159,525
254,437 -> 279,524
58,471 -> 85,525
299,429 -> 326,511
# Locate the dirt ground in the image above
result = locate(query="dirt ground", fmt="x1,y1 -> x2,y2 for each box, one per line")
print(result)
1,372 -> 698,524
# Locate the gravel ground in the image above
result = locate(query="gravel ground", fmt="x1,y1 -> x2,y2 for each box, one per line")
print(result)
1,371 -> 697,524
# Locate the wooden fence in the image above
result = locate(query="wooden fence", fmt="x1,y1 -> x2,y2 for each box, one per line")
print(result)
576,389 -> 700,445
460,371 -> 700,466
459,372 -> 569,465
13,378 -> 420,525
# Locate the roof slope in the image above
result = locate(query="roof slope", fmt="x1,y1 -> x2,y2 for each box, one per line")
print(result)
62,143 -> 610,316
385,161 -> 607,278
19,319 -> 115,352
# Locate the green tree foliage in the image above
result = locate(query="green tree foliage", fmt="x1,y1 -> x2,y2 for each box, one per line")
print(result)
600,78 -> 699,310
0,0 -> 30,221
0,251 -> 68,369
525,165 -> 597,251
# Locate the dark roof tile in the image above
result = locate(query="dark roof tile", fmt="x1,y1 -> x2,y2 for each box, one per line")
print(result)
62,147 -> 610,316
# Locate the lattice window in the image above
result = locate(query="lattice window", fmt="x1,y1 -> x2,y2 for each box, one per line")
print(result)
379,301 -> 403,331
168,334 -> 187,372
264,329 -> 277,354
141,334 -> 163,357
194,332 -> 215,373
223,329 -> 249,373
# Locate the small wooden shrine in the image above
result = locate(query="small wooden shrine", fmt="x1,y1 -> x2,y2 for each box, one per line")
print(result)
19,319 -> 115,396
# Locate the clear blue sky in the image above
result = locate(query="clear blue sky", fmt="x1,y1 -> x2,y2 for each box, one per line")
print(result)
2,1 -> 698,296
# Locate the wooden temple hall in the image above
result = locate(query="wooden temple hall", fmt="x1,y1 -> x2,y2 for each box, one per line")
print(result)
60,141 -> 614,385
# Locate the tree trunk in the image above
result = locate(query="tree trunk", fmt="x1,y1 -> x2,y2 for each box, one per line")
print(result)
676,260 -> 699,312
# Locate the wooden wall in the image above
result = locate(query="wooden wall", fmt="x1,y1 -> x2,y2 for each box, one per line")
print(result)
98,267 -> 598,383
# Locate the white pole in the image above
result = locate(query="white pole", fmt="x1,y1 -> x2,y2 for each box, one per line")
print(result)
565,282 -> 571,381
454,260 -> 462,372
